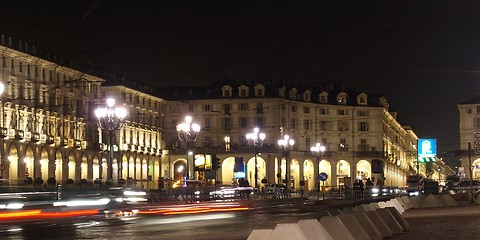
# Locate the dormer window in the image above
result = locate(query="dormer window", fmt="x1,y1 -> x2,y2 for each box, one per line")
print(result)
337,92 -> 347,104
303,90 -> 311,101
357,93 -> 368,105
240,89 -> 247,97
222,85 -> 233,97
319,92 -> 328,103
278,86 -> 286,98
289,88 -> 297,100
254,84 -> 265,97
238,85 -> 249,97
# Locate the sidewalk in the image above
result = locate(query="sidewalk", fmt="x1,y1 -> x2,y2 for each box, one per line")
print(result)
395,202 -> 480,240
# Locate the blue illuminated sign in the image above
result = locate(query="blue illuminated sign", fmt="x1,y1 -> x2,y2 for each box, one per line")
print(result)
417,139 -> 436,158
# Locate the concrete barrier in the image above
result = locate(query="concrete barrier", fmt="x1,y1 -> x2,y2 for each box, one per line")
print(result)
326,208 -> 342,216
274,223 -> 308,240
337,213 -> 372,240
409,195 -> 422,208
319,216 -> 356,240
369,202 -> 381,210
364,210 -> 393,238
391,198 -> 406,213
386,207 -> 410,232
377,201 -> 387,208
385,200 -> 404,214
375,208 -> 403,235
420,194 -> 442,208
360,204 -> 374,211
353,205 -> 365,212
394,196 -> 408,210
315,209 -> 332,219
247,229 -> 278,240
401,195 -> 414,209
297,219 -> 334,240
341,206 -> 354,214
439,194 -> 458,207
352,211 -> 383,240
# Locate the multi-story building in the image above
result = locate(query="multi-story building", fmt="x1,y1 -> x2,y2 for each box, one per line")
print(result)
161,80 -> 421,190
0,34 -> 166,189
458,95 -> 480,179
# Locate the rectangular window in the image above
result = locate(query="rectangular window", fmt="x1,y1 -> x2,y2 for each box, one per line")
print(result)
239,117 -> 247,128
10,59 -> 14,73
305,137 -> 310,151
239,103 -> 248,110
339,139 -> 347,151
359,121 -> 369,131
256,103 -> 263,113
204,104 -> 211,112
477,106 -> 480,113
320,121 -> 327,131
338,121 -> 348,131
290,118 -> 296,129
255,117 -> 264,128
223,103 -> 231,114
303,107 -> 310,114
475,118 -> 480,128
321,108 -> 329,115
291,105 -> 296,112
18,61 -> 23,73
359,139 -> 368,151
337,109 -> 346,115
467,108 -> 473,114
222,117 -> 231,131
358,110 -> 369,116
204,118 -> 211,129
303,119 -> 311,130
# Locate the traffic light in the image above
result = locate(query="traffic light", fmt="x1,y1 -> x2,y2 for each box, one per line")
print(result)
212,155 -> 221,170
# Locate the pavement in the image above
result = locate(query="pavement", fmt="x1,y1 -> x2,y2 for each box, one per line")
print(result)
394,201 -> 480,240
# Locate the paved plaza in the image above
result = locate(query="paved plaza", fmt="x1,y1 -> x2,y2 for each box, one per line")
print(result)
395,203 -> 480,240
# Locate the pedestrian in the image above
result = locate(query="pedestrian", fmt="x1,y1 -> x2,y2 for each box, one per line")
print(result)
359,179 -> 365,197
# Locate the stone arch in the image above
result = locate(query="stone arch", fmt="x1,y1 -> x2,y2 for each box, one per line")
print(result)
319,159 -> 332,188
24,145 -> 35,180
121,154 -> 128,180
303,159 -> 314,191
337,160 -> 351,187
92,154 -> 100,180
246,155 -> 266,188
356,160 -> 371,181
7,143 -> 20,184
290,159 -> 300,189
128,155 -> 135,179
172,158 -> 187,187
67,150 -> 76,181
39,146 -> 49,181
54,149 -> 63,183
221,157 -> 235,186
80,152 -> 88,180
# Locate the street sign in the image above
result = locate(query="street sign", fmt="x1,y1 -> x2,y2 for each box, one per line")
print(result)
475,132 -> 480,154
0,165 -> 4,171
319,172 -> 328,181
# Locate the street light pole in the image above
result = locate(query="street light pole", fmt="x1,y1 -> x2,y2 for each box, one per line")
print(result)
278,135 -> 294,197
310,142 -> 326,201
95,98 -> 127,185
176,116 -> 201,184
246,127 -> 266,190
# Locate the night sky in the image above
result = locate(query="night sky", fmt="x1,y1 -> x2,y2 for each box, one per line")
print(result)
1,1 -> 480,162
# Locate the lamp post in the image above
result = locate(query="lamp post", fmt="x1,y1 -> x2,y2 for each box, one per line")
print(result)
94,98 -> 127,185
310,142 -> 326,200
0,82 -> 4,178
278,134 -> 294,197
176,116 -> 201,183
246,127 -> 266,190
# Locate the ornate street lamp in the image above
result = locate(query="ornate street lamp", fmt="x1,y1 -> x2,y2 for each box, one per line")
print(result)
95,98 -> 127,185
246,127 -> 266,190
310,142 -> 326,200
278,134 -> 294,196
0,82 -> 4,177
176,116 -> 201,183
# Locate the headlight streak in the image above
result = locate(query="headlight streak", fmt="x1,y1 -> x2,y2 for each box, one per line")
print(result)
0,209 -> 100,221
142,213 -> 237,225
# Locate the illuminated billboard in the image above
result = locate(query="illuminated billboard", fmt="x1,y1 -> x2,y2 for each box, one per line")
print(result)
417,139 -> 436,158
194,154 -> 212,171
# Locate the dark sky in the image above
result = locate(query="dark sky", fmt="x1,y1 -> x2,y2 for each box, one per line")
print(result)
1,1 -> 480,159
